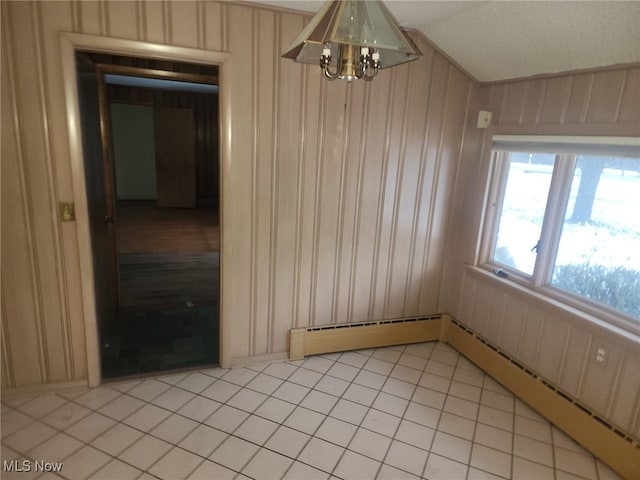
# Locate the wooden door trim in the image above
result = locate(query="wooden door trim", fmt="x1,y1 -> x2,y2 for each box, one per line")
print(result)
59,32 -> 232,387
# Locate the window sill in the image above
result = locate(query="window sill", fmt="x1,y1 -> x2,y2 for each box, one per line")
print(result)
464,265 -> 640,348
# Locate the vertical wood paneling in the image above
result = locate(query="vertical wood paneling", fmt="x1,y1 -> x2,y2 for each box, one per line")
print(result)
104,1 -> 139,40
78,0 -> 106,36
500,294 -> 526,357
610,353 -> 640,437
521,79 -> 545,124
203,2 -> 224,52
586,70 -> 626,124
225,3 -> 254,359
168,1 -> 199,48
142,1 -> 165,44
540,76 -> 570,124
500,82 -> 526,124
558,327 -> 590,397
2,4 -> 45,387
401,43 -> 435,316
618,68 -> 640,124
580,340 -> 623,415
563,73 -> 592,124
32,2 -> 76,381
272,12 -> 305,353
416,54 -> 449,313
349,71 -> 391,322
519,304 -> 543,366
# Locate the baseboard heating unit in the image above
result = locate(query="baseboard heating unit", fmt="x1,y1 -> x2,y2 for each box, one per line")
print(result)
289,314 -> 445,361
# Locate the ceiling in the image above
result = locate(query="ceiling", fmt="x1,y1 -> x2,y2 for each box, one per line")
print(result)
251,1 -> 640,82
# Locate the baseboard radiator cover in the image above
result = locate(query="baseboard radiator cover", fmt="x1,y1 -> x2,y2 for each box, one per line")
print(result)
446,318 -> 639,480
289,314 -> 445,361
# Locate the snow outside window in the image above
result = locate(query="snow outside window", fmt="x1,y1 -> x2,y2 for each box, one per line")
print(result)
483,136 -> 640,330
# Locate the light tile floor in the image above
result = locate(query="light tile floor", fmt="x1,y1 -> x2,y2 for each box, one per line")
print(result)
1,342 -> 623,480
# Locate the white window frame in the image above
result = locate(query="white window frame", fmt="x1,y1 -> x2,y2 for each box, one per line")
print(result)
479,135 -> 640,335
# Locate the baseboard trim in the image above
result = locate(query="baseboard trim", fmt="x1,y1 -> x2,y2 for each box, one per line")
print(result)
1,379 -> 88,398
231,351 -> 289,368
289,315 -> 444,360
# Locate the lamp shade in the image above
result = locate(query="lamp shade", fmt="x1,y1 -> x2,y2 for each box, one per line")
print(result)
282,0 -> 421,70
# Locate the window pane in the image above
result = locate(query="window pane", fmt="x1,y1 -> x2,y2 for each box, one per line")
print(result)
552,156 -> 640,319
493,153 -> 555,275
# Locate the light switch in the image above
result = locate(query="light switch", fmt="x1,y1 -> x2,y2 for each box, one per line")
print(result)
59,202 -> 75,222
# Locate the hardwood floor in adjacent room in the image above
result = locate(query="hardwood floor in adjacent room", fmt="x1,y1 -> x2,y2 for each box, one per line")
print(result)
116,200 -> 220,309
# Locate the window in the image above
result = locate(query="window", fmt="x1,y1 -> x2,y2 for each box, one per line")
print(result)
483,136 -> 640,331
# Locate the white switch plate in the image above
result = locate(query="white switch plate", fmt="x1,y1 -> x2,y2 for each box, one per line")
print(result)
477,110 -> 492,128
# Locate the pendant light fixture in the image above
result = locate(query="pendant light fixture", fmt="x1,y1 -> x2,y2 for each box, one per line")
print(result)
282,0 -> 422,82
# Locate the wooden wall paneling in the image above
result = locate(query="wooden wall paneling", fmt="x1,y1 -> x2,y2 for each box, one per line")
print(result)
500,81 -> 527,125
333,81 -> 366,324
203,2 -> 225,52
392,50 -> 433,318
416,54 -> 449,314
518,303 -> 544,366
609,352 -> 640,435
313,79 -> 348,325
486,83 -> 505,126
486,288 -> 506,344
104,1 -> 139,40
39,13 -> 89,381
1,301 -> 14,388
363,68 -> 398,321
10,2 -> 71,384
251,7 -> 275,355
521,79 -> 545,125
34,1 -> 83,382
384,66 -> 419,318
379,66 -> 413,319
438,80 -> 485,315
426,67 -> 469,313
540,76 -> 570,124
500,293 -> 526,357
469,278 -> 491,335
557,327 -> 590,398
1,6 -> 45,387
272,12 -> 306,354
300,71 -> 326,328
78,0 -> 106,36
618,67 -> 640,124
349,70 -> 392,323
456,272 -> 476,332
563,73 -> 593,124
226,3 -> 255,359
293,66 -> 322,329
141,0 -> 166,44
586,69 -> 627,124
399,43 -> 436,317
579,338 -> 623,415
534,315 -> 569,384
169,1 -> 200,49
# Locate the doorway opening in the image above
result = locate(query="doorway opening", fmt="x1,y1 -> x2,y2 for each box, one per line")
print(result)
76,52 -> 220,379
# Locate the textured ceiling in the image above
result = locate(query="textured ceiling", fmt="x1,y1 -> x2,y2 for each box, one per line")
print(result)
252,0 -> 640,82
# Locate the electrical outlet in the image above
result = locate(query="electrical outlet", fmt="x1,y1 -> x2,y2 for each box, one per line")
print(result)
595,347 -> 607,365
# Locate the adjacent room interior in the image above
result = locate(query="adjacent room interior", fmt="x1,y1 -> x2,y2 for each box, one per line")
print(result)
76,52 -> 221,377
